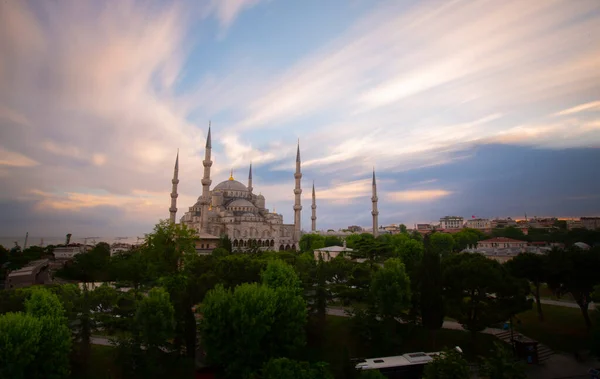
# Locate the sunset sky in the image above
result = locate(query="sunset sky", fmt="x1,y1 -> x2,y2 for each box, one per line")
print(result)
1,0 -> 599,237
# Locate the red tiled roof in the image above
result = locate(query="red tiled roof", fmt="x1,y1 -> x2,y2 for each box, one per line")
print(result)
480,237 -> 526,243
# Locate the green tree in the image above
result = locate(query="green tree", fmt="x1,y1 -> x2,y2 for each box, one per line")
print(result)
0,312 -> 43,379
142,220 -> 198,278
358,370 -> 388,379
442,253 -> 530,335
479,341 -> 526,379
370,258 -> 411,321
261,259 -> 302,293
505,253 -> 547,321
429,232 -> 455,256
261,357 -> 333,379
545,246 -> 600,329
399,224 -> 408,234
135,287 -> 176,353
453,228 -> 485,251
419,235 -> 445,346
323,235 -> 343,247
422,348 -> 470,379
299,233 -> 325,252
25,287 -> 72,379
492,226 -> 527,241
199,282 -> 307,378
218,234 -> 233,253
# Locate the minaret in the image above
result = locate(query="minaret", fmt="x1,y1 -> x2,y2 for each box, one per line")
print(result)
293,140 -> 302,240
200,123 -> 213,233
169,150 -> 179,224
311,181 -> 317,232
248,163 -> 253,194
371,168 -> 379,238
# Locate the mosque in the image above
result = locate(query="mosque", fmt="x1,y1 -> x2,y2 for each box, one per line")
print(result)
167,124 -> 380,252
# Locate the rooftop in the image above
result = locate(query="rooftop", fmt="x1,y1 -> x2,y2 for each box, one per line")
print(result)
480,237 -> 527,243
314,245 -> 354,252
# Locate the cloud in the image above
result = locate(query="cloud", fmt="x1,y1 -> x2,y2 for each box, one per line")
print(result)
206,0 -> 264,29
0,147 -> 38,167
386,190 -> 453,203
0,0 -> 599,235
554,101 -> 600,116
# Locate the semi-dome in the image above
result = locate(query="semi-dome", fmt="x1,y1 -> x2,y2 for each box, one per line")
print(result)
214,179 -> 248,192
227,199 -> 255,208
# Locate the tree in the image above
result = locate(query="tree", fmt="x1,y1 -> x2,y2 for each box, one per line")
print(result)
111,250 -> 149,292
479,341 -> 526,379
492,226 -> 527,241
422,348 -> 470,379
299,233 -> 325,252
323,235 -> 343,247
358,370 -> 387,379
453,228 -> 485,251
399,224 -> 408,234
199,282 -> 307,378
419,236 -> 444,345
24,287 -> 72,379
218,234 -> 233,253
370,258 -> 411,321
261,357 -> 333,379
505,253 -> 547,321
545,246 -> 600,329
429,233 -> 454,257
261,259 -> 302,294
590,285 -> 600,359
142,220 -> 198,278
442,253 -> 530,335
135,287 -> 176,353
0,312 -> 42,379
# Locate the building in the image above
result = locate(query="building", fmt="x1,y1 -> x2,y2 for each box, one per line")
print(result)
439,216 -> 464,230
464,218 -> 491,230
581,217 -> 600,230
110,243 -> 133,256
5,259 -> 51,289
567,219 -> 583,230
347,225 -> 363,232
313,243 -> 354,262
171,126 -> 302,251
477,237 -> 527,249
491,218 -> 517,228
53,245 -> 88,260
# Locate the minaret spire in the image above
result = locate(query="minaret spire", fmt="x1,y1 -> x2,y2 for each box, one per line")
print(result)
200,123 -> 213,233
169,149 -> 179,224
311,181 -> 317,232
293,140 -> 303,242
371,168 -> 379,238
248,163 -> 253,193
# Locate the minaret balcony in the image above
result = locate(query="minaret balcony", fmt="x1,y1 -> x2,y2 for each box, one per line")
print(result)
294,189 -> 302,195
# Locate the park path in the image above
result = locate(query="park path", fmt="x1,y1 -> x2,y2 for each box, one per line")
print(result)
536,297 -> 595,309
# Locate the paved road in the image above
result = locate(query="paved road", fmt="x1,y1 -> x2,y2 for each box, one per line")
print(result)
537,297 -> 595,309
90,336 -> 113,346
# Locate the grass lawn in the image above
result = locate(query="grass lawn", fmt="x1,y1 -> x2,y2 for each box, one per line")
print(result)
304,315 -> 498,379
514,303 -> 592,353
71,345 -> 121,379
71,345 -> 195,379
536,284 -> 575,302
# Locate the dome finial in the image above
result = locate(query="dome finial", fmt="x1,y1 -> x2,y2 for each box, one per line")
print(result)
229,168 -> 234,181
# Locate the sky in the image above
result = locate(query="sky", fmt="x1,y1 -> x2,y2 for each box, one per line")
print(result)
1,0 -> 599,238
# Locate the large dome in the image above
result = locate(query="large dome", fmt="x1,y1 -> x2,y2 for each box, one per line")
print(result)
213,179 -> 248,192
